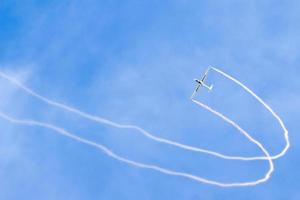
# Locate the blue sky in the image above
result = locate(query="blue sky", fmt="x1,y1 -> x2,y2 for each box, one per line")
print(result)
0,0 -> 300,199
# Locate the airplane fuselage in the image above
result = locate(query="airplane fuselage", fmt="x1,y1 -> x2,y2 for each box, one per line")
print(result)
195,79 -> 203,85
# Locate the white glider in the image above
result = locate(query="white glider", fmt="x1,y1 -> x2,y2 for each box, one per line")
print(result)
191,67 -> 214,98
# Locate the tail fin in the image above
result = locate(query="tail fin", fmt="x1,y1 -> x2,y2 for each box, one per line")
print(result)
204,84 -> 214,91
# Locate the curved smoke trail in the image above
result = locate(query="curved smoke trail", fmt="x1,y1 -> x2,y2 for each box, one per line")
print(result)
0,67 -> 289,187
210,67 -> 289,160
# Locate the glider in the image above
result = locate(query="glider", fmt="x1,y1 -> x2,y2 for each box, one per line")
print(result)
191,67 -> 213,98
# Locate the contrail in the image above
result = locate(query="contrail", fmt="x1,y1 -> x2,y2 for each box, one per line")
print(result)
0,111 -> 272,187
210,67 -> 289,160
0,68 -> 288,161
0,66 -> 289,187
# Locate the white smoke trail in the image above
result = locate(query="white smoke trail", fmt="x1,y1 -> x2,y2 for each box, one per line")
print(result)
0,110 -> 272,187
210,67 -> 290,160
0,66 -> 289,187
0,68 -> 288,161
